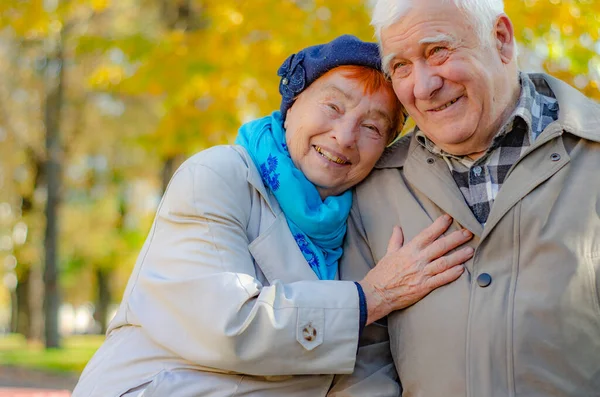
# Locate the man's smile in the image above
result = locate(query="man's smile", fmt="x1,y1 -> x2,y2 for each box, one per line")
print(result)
430,95 -> 463,112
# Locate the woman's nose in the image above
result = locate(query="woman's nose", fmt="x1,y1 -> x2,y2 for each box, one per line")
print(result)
332,120 -> 359,148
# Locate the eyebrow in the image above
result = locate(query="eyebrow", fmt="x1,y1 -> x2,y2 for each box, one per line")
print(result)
383,34 -> 456,75
419,33 -> 455,45
321,84 -> 393,126
368,109 -> 393,127
321,84 -> 353,100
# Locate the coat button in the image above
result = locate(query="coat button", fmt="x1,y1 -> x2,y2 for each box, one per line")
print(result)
302,324 -> 317,341
426,157 -> 435,164
477,273 -> 492,287
550,153 -> 561,161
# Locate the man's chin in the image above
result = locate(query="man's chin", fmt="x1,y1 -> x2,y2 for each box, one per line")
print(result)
428,135 -> 481,156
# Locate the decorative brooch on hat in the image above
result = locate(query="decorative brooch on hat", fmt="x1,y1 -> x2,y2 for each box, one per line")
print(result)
277,52 -> 306,100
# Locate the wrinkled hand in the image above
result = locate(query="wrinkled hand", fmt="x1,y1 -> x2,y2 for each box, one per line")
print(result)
358,215 -> 473,325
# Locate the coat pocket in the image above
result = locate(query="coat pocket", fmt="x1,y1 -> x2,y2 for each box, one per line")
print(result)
140,369 -> 243,397
119,378 -> 156,397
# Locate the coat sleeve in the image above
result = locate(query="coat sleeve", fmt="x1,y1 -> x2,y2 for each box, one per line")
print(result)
123,148 -> 361,376
328,202 -> 401,397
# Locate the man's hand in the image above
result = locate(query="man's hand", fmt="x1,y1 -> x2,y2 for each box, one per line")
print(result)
358,215 -> 473,324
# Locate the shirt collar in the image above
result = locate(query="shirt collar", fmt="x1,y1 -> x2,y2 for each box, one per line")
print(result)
415,73 -> 553,163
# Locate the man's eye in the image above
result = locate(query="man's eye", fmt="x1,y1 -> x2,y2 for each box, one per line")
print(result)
393,62 -> 406,70
392,62 -> 411,78
429,46 -> 449,58
427,47 -> 450,65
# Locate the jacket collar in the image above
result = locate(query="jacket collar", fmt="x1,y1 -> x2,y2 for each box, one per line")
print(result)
375,133 -> 411,169
375,73 -> 600,170
534,73 -> 600,143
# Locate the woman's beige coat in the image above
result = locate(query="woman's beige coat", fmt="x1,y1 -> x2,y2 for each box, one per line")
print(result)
72,146 -> 362,397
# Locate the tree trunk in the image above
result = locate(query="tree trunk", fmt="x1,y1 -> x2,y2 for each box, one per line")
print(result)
24,160 -> 46,342
161,155 -> 185,193
158,0 -> 196,193
94,267 -> 111,334
13,267 -> 30,335
29,263 -> 45,341
12,262 -> 44,341
43,34 -> 65,349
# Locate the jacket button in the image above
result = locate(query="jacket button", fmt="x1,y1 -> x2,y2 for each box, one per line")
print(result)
550,153 -> 561,161
477,273 -> 492,287
302,324 -> 317,341
426,157 -> 435,164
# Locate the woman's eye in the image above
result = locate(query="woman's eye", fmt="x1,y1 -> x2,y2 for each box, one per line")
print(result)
363,124 -> 381,135
327,103 -> 340,112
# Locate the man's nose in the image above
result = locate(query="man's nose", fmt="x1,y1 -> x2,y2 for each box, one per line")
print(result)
413,63 -> 443,100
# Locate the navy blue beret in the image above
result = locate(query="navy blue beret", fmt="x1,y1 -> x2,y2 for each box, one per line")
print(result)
277,35 -> 382,119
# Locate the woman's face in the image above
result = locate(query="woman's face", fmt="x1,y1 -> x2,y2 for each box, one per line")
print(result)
284,69 -> 398,199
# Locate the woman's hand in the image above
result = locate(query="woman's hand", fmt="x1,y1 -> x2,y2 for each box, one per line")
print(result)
358,215 -> 473,325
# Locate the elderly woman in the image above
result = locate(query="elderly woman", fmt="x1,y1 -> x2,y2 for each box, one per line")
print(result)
73,35 -> 473,397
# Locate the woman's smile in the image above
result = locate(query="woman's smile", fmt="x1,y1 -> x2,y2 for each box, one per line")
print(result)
313,145 -> 352,165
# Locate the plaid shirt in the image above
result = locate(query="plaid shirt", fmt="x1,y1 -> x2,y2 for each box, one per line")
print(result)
416,73 -> 560,225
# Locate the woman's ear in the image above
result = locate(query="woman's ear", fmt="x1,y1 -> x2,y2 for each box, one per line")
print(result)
284,105 -> 294,129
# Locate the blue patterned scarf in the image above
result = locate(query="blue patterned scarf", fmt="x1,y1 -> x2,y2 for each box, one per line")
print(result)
235,111 -> 352,280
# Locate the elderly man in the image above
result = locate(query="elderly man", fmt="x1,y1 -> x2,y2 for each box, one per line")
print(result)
330,0 -> 600,396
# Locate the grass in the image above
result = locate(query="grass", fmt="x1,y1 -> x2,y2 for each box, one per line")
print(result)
0,333 -> 104,373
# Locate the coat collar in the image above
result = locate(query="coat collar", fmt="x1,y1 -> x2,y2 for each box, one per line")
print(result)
374,133 -> 411,169
232,145 -> 280,214
231,145 -> 321,282
534,73 -> 600,143
375,73 -> 600,171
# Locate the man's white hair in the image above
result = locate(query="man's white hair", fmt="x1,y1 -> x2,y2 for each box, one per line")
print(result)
371,0 -> 505,45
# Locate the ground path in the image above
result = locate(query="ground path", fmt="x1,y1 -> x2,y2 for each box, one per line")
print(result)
0,366 -> 77,396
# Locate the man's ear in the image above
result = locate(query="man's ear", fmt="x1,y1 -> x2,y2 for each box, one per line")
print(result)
494,14 -> 515,64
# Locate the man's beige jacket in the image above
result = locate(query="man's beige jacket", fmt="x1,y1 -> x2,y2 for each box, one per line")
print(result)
331,74 -> 600,397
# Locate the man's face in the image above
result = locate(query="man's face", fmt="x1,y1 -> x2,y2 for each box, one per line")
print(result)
381,0 -> 516,157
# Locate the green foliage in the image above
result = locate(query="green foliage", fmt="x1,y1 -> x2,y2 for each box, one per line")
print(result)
0,334 -> 104,373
